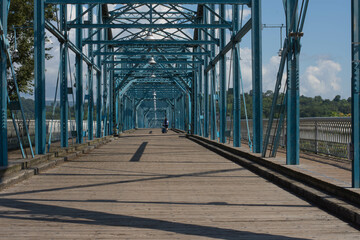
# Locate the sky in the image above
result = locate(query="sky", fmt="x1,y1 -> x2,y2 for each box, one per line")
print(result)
31,1 -> 352,101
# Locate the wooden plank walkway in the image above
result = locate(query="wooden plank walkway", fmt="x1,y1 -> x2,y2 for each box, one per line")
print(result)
0,129 -> 359,239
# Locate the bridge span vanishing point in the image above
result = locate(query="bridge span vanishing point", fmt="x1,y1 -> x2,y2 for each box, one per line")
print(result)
1,0 -> 360,239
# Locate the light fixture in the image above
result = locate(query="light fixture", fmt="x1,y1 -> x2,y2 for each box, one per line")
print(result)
148,56 -> 156,65
145,32 -> 155,41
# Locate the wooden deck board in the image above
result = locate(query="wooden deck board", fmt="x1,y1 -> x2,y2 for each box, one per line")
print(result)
0,129 -> 359,239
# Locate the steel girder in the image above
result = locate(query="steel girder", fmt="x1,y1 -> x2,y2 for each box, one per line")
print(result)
0,0 -> 8,166
45,1 -> 251,4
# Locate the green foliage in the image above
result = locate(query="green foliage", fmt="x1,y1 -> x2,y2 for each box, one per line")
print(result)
226,90 -> 351,119
7,0 -> 56,97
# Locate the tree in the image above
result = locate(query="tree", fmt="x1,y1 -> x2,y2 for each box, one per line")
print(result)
7,0 -> 56,97
333,95 -> 341,102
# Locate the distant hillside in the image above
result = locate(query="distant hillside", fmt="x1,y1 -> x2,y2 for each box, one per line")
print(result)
9,93 -> 352,120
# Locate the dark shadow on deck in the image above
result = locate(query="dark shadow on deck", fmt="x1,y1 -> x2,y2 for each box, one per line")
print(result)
0,168 -> 244,197
130,142 -> 148,162
0,199 -> 311,240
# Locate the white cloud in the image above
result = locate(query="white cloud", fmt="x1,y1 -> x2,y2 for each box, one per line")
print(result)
301,59 -> 342,98
237,47 -> 284,93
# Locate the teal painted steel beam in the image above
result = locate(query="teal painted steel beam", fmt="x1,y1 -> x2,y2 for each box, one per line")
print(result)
34,0 -> 46,154
103,29 -> 109,136
192,49 -> 198,135
60,5 -> 69,148
233,4 -> 241,147
219,4 -> 226,144
96,4 -> 102,138
251,0 -> 263,153
204,19 -> 251,73
109,47 -> 115,134
45,21 -> 101,72
104,60 -> 203,65
87,6 -> 94,140
352,0 -> 360,187
45,0 -> 251,4
210,4 -> 217,141
83,40 -> 219,46
198,26 -> 204,137
111,68 -> 195,71
94,51 -> 210,56
286,0 -> 300,165
68,23 -> 231,29
203,6 -> 209,138
76,4 -> 84,143
0,0 -> 8,166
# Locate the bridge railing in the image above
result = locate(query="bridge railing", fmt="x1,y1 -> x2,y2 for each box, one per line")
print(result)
236,117 -> 351,159
6,120 -> 99,150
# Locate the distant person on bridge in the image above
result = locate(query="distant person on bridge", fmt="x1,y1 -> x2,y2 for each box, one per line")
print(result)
162,117 -> 169,133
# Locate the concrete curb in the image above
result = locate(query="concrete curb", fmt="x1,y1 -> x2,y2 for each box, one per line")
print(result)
187,134 -> 360,228
0,136 -> 114,191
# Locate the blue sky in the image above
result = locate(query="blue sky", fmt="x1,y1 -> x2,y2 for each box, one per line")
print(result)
261,0 -> 351,99
35,1 -> 352,101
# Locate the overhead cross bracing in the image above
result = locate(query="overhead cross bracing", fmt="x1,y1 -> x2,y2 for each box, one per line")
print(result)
0,0 -> 264,180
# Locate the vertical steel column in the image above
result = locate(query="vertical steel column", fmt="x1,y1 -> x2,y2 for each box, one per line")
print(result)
198,29 -> 204,137
233,4 -> 241,147
109,47 -> 114,134
34,0 -> 46,154
251,0 -> 263,153
0,0 -> 8,166
96,5 -> 102,138
102,29 -> 108,136
192,57 -> 198,135
87,6 -> 94,140
219,4 -> 227,143
75,4 -> 83,143
352,0 -> 360,187
116,93 -> 119,132
132,99 -> 136,129
204,7 -> 209,138
210,4 -> 217,141
286,0 -> 300,165
60,5 -> 68,148
188,93 -> 192,133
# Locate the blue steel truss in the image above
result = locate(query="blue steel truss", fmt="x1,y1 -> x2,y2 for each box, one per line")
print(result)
0,0 -> 359,188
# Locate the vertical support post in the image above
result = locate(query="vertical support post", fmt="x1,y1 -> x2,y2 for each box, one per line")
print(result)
219,4 -> 227,143
109,47 -> 114,134
352,0 -> 360,187
102,29 -> 108,136
251,0 -> 263,153
233,4 -> 241,147
0,0 -> 8,166
116,93 -> 119,132
87,6 -> 94,140
60,4 -> 68,148
198,30 -> 204,137
34,0 -> 46,154
188,93 -> 192,133
75,4 -> 83,143
286,0 -> 300,165
192,59 -> 197,135
96,5 -> 102,138
204,7 -> 209,138
172,104 -> 175,128
210,4 -> 217,141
